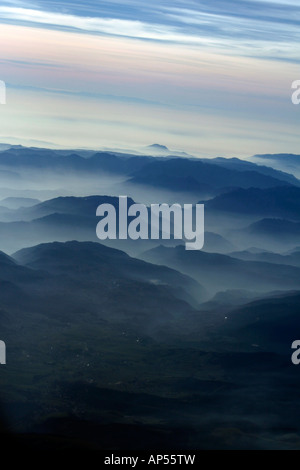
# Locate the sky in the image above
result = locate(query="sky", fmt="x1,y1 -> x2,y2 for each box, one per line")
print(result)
0,0 -> 299,157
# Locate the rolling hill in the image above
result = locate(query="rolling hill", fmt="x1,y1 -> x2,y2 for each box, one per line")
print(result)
203,186 -> 300,220
140,245 -> 300,295
130,158 -> 295,194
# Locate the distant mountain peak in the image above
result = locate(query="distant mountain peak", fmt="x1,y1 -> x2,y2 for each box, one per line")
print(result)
147,144 -> 169,151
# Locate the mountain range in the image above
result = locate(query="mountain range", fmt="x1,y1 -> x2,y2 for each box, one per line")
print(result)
1,145 -> 300,449
129,158 -> 297,195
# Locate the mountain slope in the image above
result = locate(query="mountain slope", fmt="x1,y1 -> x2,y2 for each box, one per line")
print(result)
205,157 -> 299,186
229,249 -> 300,267
140,245 -> 300,295
218,292 -> 300,353
203,186 -> 300,220
130,158 -> 296,194
7,195 -> 135,222
251,154 -> 300,177
13,240 -> 205,306
245,218 -> 300,236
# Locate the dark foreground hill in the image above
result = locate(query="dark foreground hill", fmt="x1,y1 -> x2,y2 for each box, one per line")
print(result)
0,240 -> 299,449
213,292 -> 300,354
13,240 -> 205,308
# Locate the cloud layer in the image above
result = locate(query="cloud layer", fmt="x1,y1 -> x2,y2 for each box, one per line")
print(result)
0,0 -> 299,61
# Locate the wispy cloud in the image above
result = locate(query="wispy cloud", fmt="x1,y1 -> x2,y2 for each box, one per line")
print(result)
0,3 -> 298,62
162,6 -> 300,59
0,7 -> 214,43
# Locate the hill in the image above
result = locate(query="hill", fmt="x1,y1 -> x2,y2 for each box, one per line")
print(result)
203,186 -> 300,220
130,158 -> 294,194
140,245 -> 300,295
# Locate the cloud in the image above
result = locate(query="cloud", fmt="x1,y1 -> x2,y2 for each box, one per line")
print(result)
0,7 -> 214,43
0,3 -> 298,62
2,0 -> 37,6
9,82 -> 164,107
164,6 -> 300,41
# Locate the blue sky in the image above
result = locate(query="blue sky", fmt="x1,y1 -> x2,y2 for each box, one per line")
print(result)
0,0 -> 299,155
